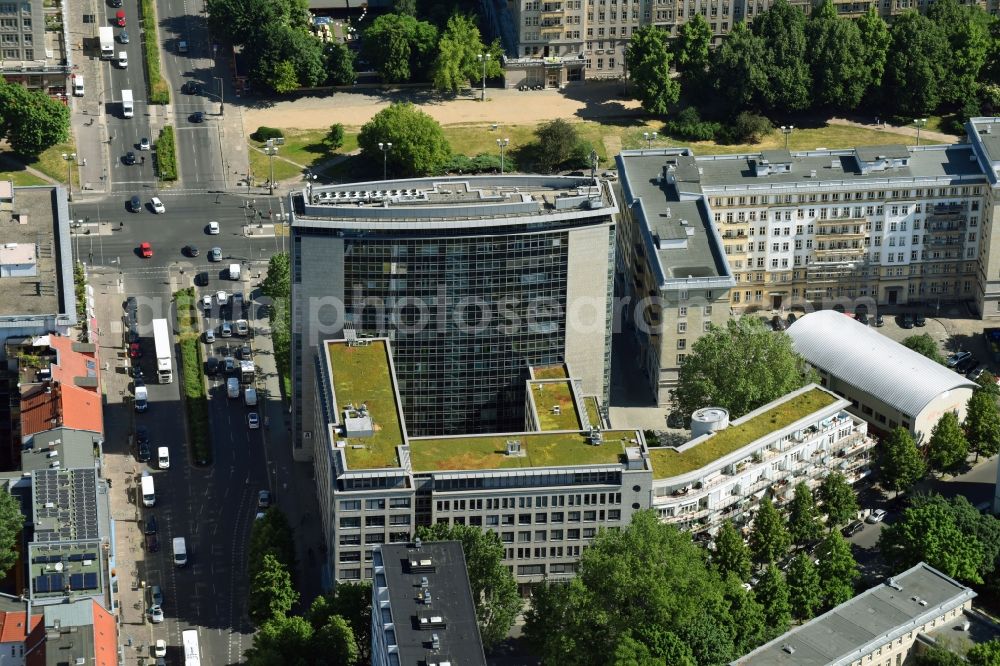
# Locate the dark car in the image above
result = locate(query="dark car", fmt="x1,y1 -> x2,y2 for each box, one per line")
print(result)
195,271 -> 209,287
129,195 -> 142,212
182,81 -> 202,95
946,351 -> 973,368
117,29 -> 128,43
786,312 -> 797,326
914,313 -> 927,327
184,245 -> 200,257
874,313 -> 885,327
771,315 -> 786,331
900,313 -> 915,329
144,513 -> 158,535
128,342 -> 141,358
190,111 -> 205,123
258,490 -> 272,509
842,520 -> 864,537
968,365 -> 988,381
123,151 -> 136,165
145,533 -> 159,552
957,355 -> 979,374
238,344 -> 252,360
137,439 -> 151,463
205,356 -> 220,376
856,311 -> 869,326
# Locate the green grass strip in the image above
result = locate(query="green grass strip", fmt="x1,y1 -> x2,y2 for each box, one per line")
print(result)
139,0 -> 169,104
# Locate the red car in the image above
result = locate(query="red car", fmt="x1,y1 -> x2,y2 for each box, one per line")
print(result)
139,242 -> 152,258
116,10 -> 126,26
128,342 -> 141,358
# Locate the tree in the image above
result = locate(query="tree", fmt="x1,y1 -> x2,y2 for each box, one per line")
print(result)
312,615 -> 359,665
968,640 -> 1000,666
248,507 -> 297,581
248,553 -> 299,623
394,0 -> 417,15
927,0 -> 991,105
927,412 -> 970,474
787,483 -> 823,547
816,531 -> 859,608
416,523 -> 519,651
711,22 -> 769,111
674,14 -> 712,90
0,82 -> 70,155
878,427 -> 927,495
530,118 -> 592,174
909,494 -> 1000,581
883,12 -> 948,116
714,520 -> 752,581
915,645 -> 967,666
326,123 -> 345,151
786,552 -> 822,621
856,6 -> 891,96
612,631 -> 695,666
308,582 -> 372,665
749,499 -> 791,566
0,489 -> 23,578
207,0 -> 308,46
362,14 -> 439,83
818,472 -> 859,528
432,13 -> 500,92
625,25 -> 680,116
880,498 -> 985,583
672,316 -> 816,419
806,0 -> 867,109
754,564 -> 791,636
902,334 -> 945,364
325,42 -> 356,85
966,387 -> 1000,461
752,0 -> 812,112
358,103 -> 451,177
722,573 -> 768,654
245,615 -> 316,666
261,253 -> 290,301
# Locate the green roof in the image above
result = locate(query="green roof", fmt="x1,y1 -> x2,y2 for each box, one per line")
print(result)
584,396 -> 601,427
530,380 -> 581,431
649,388 -> 839,480
327,340 -> 405,469
533,364 -> 568,379
409,430 -> 639,471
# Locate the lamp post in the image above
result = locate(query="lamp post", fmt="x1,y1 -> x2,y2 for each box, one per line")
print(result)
780,125 -> 794,150
263,140 -> 278,195
378,142 -> 392,180
497,137 -> 509,175
477,53 -> 490,102
914,118 -> 927,146
213,76 -> 224,115
61,152 -> 76,201
643,131 -> 657,149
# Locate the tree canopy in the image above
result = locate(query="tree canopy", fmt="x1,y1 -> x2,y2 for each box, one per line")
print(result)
714,520 -> 753,582
362,13 -> 439,83
0,82 -> 70,155
432,13 -> 501,92
748,498 -> 791,566
711,22 -> 769,111
877,427 -> 927,495
754,564 -> 791,637
883,12 -> 949,116
248,553 -> 298,623
752,0 -> 812,112
786,552 -> 822,621
902,334 -> 945,364
674,15 -> 713,90
526,119 -> 594,174
927,412 -> 969,474
0,489 -> 23,578
816,531 -> 859,608
358,103 -> 451,177
787,482 -> 823,547
805,0 -> 867,109
818,472 -> 859,528
966,385 -> 1000,461
625,26 -> 680,116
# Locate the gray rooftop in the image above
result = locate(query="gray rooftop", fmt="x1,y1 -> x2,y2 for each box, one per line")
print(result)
968,118 -> 1000,185
21,427 -> 101,473
43,600 -> 96,666
855,144 -> 910,162
732,562 -> 975,666
377,541 -> 486,666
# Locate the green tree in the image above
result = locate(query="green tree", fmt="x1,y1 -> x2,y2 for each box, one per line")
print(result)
883,12 -> 949,116
245,614 -> 316,666
968,639 -> 1000,665
878,427 -> 927,495
880,498 -> 985,583
787,482 -> 823,547
819,472 -> 859,528
979,371 -> 1000,394
675,613 -> 736,666
0,82 -> 70,155
308,582 -> 371,665
752,0 -> 812,112
248,507 -> 296,580
915,645 -> 966,666
786,552 -> 822,621
358,102 -> 451,177
711,21 -> 769,111
672,316 -> 816,419
362,13 -> 438,83
966,386 -> 1000,461
856,6 -> 891,95
816,531 -> 859,608
674,14 -> 712,90
394,0 -> 417,15
714,520 -> 753,582
625,25 -> 680,116
261,253 -> 290,300
530,118 -> 592,174
722,573 -> 768,654
416,523 -> 519,651
910,494 -> 1000,581
612,632 -> 695,666
927,411 -> 970,474
749,498 -> 791,566
312,615 -> 358,665
754,564 -> 791,636
0,489 -> 23,578
902,333 -> 945,364
432,13 -> 500,92
927,0 -> 992,105
248,553 -> 299,623
207,0 -> 308,46
806,0 -> 867,109
326,123 -> 345,151
326,41 -> 356,85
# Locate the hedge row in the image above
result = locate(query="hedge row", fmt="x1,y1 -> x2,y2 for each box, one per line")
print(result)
140,0 -> 169,104
155,125 -> 177,181
174,288 -> 212,465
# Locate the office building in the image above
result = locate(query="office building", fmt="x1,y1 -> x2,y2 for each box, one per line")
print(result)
651,384 -> 873,534
787,311 -> 976,439
290,176 -> 618,459
371,540 -> 486,666
0,2 -> 70,95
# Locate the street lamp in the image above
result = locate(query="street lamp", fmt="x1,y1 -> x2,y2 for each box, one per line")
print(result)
497,137 -> 509,175
780,125 -> 794,150
477,53 -> 490,102
263,139 -> 278,196
914,118 -> 927,146
643,131 -> 657,149
213,76 -> 224,115
378,142 -> 392,181
61,152 -> 76,201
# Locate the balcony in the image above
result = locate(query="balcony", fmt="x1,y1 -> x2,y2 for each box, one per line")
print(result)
931,203 -> 965,216
925,220 -> 966,234
812,245 -> 865,258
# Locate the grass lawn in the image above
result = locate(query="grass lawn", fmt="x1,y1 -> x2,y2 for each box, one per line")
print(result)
173,288 -> 211,465
584,396 -> 601,427
248,129 -> 359,182
530,380 -> 581,431
327,339 -> 406,469
410,430 -> 638,471
0,169 -> 47,186
0,141 -> 76,185
533,364 -> 568,379
649,388 -> 838,479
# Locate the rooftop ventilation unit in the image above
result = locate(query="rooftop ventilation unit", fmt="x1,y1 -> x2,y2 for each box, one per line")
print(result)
420,576 -> 428,589
887,578 -> 902,591
414,537 -> 422,549
782,645 -> 795,655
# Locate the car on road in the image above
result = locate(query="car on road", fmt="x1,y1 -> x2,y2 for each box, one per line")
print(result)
150,585 -> 163,607
149,607 -> 164,624
248,412 -> 260,429
182,81 -> 202,95
216,290 -> 229,305
157,446 -> 170,469
874,313 -> 885,327
899,313 -> 914,329
139,137 -> 151,150
144,514 -> 158,535
914,314 -> 927,327
123,151 -> 135,165
136,426 -> 149,456
842,519 -> 865,537
224,356 -> 235,373
238,344 -> 251,359
235,319 -> 249,336
184,245 -> 199,257
117,29 -> 128,43
205,329 -> 215,344
221,323 -> 233,340
117,51 -> 127,68
946,351 -> 973,368
139,242 -> 153,258
957,355 -> 979,374
190,111 -> 205,123
115,10 -> 126,26
209,247 -> 222,262
258,490 -> 272,509
154,638 -> 166,655
207,221 -> 220,234
202,294 -> 212,310
150,197 -> 165,214
129,195 -> 142,212
128,342 -> 141,358
145,532 -> 159,552
969,365 -> 988,381
205,357 -> 219,376
195,271 -> 209,287
866,509 -> 887,524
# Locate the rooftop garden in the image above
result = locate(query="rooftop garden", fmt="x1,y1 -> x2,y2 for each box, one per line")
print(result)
530,380 -> 581,431
584,396 -> 601,427
327,340 -> 405,469
532,364 -> 568,379
649,388 -> 838,480
410,430 -> 639,472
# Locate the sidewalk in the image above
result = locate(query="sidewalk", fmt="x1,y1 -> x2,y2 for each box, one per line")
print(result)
66,0 -> 110,193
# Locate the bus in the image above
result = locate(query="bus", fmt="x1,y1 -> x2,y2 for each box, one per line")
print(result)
182,629 -> 200,666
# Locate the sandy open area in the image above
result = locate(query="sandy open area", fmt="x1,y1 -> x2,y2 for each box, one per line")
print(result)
241,81 -> 645,131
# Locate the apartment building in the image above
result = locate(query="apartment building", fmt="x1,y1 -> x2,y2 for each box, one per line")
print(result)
312,337 -> 651,587
650,384 -> 874,534
289,175 -> 618,459
0,0 -> 70,95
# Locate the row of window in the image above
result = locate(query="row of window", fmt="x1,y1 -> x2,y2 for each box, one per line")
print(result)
710,187 -> 982,208
339,497 -> 411,511
339,515 -> 411,528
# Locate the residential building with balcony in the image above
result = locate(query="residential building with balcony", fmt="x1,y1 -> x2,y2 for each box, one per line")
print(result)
649,384 -> 874,535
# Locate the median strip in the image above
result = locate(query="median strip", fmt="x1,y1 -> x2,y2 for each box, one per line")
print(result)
139,0 -> 169,104
174,288 -> 212,465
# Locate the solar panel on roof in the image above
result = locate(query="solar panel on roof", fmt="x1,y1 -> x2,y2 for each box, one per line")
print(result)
83,573 -> 98,589
49,574 -> 63,591
68,553 -> 82,562
69,573 -> 83,589
34,576 -> 48,593
83,553 -> 97,561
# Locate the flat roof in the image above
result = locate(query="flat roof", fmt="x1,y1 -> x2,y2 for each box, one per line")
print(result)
531,364 -> 568,379
583,396 -> 601,427
0,187 -> 68,319
733,563 -> 975,665
326,340 -> 406,470
409,430 -> 638,472
21,428 -> 100,472
528,380 -> 581,431
650,387 -> 839,479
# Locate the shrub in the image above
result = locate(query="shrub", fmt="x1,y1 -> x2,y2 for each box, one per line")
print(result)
722,112 -> 774,144
942,98 -> 981,135
252,126 -> 285,142
174,288 -> 211,465
155,126 -> 177,181
326,123 -> 344,150
662,107 -> 721,142
140,0 -> 169,104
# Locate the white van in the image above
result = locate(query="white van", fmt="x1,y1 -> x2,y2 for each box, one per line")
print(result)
172,537 -> 187,567
244,387 -> 258,407
157,446 -> 170,469
72,74 -> 84,96
227,377 -> 239,399
228,263 -> 241,281
140,472 -> 155,507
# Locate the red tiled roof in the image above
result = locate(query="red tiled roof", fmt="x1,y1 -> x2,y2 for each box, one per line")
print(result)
59,383 -> 103,435
47,336 -> 100,393
91,601 -> 117,666
0,610 -> 41,644
19,388 -> 59,438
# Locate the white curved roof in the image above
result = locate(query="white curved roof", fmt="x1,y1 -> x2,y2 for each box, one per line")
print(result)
786,310 -> 976,418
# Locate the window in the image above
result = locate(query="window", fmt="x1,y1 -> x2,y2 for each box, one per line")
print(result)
677,338 -> 686,350
340,500 -> 360,511
365,499 -> 385,510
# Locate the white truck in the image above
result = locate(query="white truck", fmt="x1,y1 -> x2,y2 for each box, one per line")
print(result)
240,360 -> 255,385
228,263 -> 241,281
140,472 -> 155,507
99,27 -> 114,59
152,318 -> 173,383
121,89 -> 134,118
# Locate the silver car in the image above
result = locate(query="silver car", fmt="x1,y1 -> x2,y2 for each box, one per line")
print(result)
220,321 -> 232,337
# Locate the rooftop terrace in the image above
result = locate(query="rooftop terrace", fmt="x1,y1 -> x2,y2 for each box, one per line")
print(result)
649,388 -> 839,479
529,380 -> 581,431
531,364 -> 568,380
409,430 -> 638,472
326,340 -> 406,470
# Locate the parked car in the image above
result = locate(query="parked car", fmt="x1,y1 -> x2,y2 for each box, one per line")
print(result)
842,520 -> 865,537
856,311 -> 869,326
150,585 -> 163,606
957,355 -> 979,374
216,290 -> 229,305
786,312 -> 797,326
914,313 -> 927,327
946,351 -> 973,368
258,490 -> 272,509
205,357 -> 220,375
899,313 -> 915,329
154,638 -> 166,655
874,313 -> 885,327
235,319 -> 249,336
145,533 -> 159,552
866,509 -> 887,524
144,514 -> 157,535
220,321 -> 232,338
238,344 -> 251,359
771,315 -> 786,331
202,294 -> 212,310
149,606 -> 163,624
224,356 -> 236,373
968,366 -> 988,381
